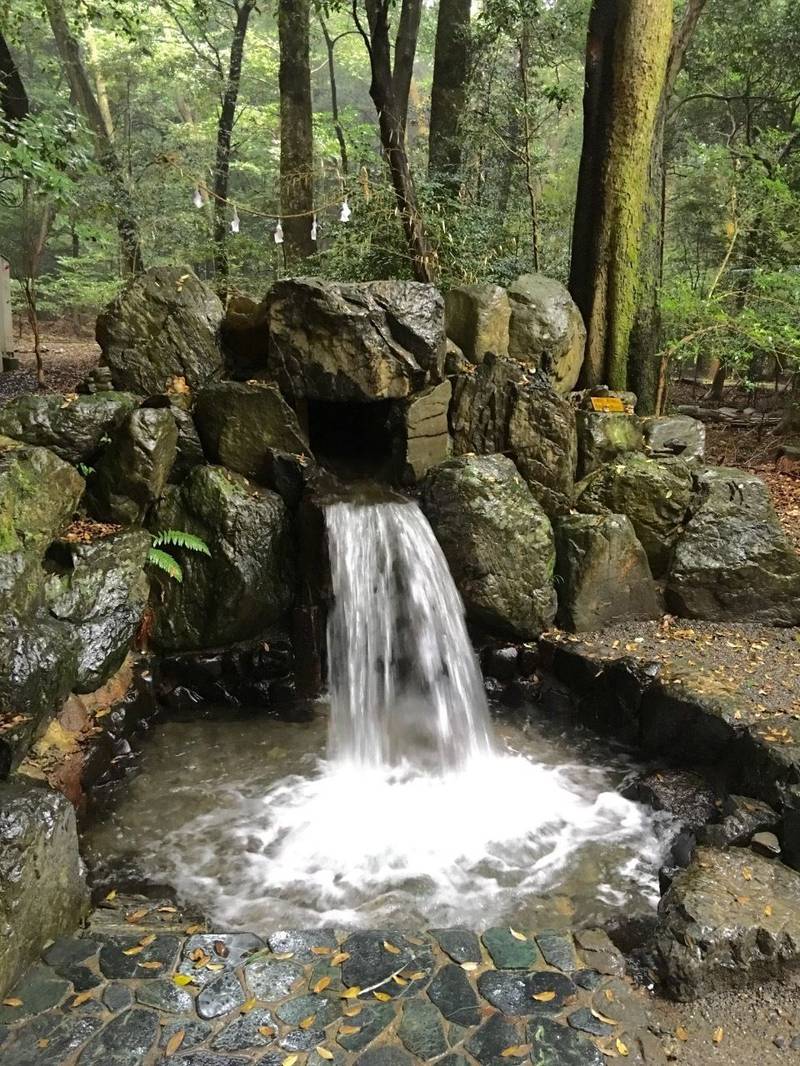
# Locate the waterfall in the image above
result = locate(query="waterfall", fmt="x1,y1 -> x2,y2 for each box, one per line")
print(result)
325,501 -> 493,770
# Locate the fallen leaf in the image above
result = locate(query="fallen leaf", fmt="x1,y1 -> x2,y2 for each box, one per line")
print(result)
214,940 -> 230,958
71,991 -> 94,1007
712,1027 -> 724,1044
312,946 -> 332,956
139,961 -> 163,971
104,889 -> 117,902
509,927 -> 527,941
139,934 -> 156,947
373,991 -> 392,1002
339,1025 -> 361,1035
241,998 -> 257,1014
343,1006 -> 362,1018
206,962 -> 225,972
158,906 -> 178,913
283,1056 -> 299,1066
382,941 -> 401,955
316,1047 -> 334,1060
500,1044 -> 530,1057
126,908 -> 148,923
615,1038 -> 629,1057
532,990 -> 556,1002
173,974 -> 194,987
185,924 -> 204,934
313,976 -> 331,994
273,952 -> 295,961
299,1015 -> 317,1030
675,1025 -> 689,1041
591,1008 -> 619,1025
259,1026 -> 275,1037
2,997 -> 23,1008
764,904 -> 774,917
331,952 -> 350,966
340,987 -> 361,999
165,1029 -> 185,1056
36,1039 -> 50,1049
461,962 -> 478,972
604,989 -> 615,1002
407,971 -> 426,981
392,975 -> 408,986
123,945 -> 145,956
742,867 -> 753,881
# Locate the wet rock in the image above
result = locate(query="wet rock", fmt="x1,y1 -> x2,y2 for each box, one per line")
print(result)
77,1007 -> 159,1063
341,932 -> 415,992
666,466 -> 800,624
97,266 -> 224,394
244,959 -> 304,1000
575,453 -> 695,577
427,963 -> 481,1026
336,1002 -> 396,1051
161,1018 -> 213,1052
572,970 -> 603,991
622,769 -> 717,831
566,1007 -> 615,1037
280,1027 -> 328,1051
528,1016 -> 604,1066
0,438 -> 84,556
535,931 -> 578,973
752,831 -> 781,858
507,274 -> 586,394
0,779 -> 89,998
355,1046 -> 415,1066
42,937 -> 101,994
197,970 -> 247,1019
98,935 -> 181,980
482,927 -> 540,969
194,381 -> 310,484
45,529 -> 150,691
179,1053 -> 255,1066
445,283 -> 511,365
432,929 -> 483,965
143,393 -> 206,481
575,411 -> 643,479
267,278 -> 446,402
0,965 -> 70,1023
0,1013 -> 104,1066
184,933 -> 265,970
212,1009 -> 277,1051
450,356 -> 577,517
398,998 -> 448,1058
651,846 -> 800,999
401,380 -> 452,482
89,407 -> 178,524
152,465 -> 293,651
103,983 -> 134,1012
466,1013 -> 525,1066
572,931 -> 625,978
266,930 -> 336,961
699,795 -> 778,848
642,415 -> 705,462
276,994 -> 342,1027
554,513 -> 660,631
135,978 -> 194,1013
477,970 -> 575,1015
421,455 -> 556,640
0,393 -> 139,464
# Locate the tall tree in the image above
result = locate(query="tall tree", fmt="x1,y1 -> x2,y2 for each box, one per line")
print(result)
279,0 -> 315,266
356,0 -> 435,282
569,0 -> 674,390
391,0 -> 422,135
0,31 -> 29,124
43,0 -> 144,275
428,0 -> 471,181
317,3 -> 350,175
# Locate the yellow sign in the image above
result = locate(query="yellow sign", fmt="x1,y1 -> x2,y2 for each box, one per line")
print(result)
590,396 -> 626,413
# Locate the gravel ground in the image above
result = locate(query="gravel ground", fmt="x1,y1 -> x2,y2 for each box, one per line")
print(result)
0,331 -> 100,404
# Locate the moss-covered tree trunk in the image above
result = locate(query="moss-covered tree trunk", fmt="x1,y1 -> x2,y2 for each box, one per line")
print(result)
428,0 -> 471,182
279,0 -> 315,266
570,0 -> 673,390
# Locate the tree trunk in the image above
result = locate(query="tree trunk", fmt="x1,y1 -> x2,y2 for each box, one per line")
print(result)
279,0 -> 315,266
570,0 -> 673,390
0,32 -> 29,123
361,0 -> 436,282
43,0 -> 144,275
392,0 -> 423,135
21,186 -> 54,388
428,0 -> 470,180
317,6 -> 349,175
518,27 -> 539,272
629,0 -> 708,412
213,0 -> 256,296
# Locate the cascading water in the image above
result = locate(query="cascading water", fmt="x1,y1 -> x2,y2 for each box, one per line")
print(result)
85,498 -> 675,928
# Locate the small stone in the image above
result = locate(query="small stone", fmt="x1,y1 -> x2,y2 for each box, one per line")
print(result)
183,933 -> 265,970
161,1018 -> 212,1052
243,959 -> 304,1000
196,970 -> 246,1020
427,963 -> 481,1026
212,1009 -> 277,1051
0,1013 -> 104,1065
477,970 -> 575,1015
432,928 -> 483,965
77,1008 -> 159,1063
773,1035 -> 787,1049
42,937 -> 100,972
179,1054 -> 255,1066
398,999 -> 448,1059
267,930 -> 338,962
751,832 -> 781,858
341,932 -> 414,991
336,1002 -> 395,1052
0,966 -> 70,1023
535,931 -> 578,973
571,969 -> 603,991
466,1013 -> 525,1066
572,930 -> 625,977
103,984 -> 134,1013
98,935 -> 181,980
567,1007 -> 615,1037
790,1034 -> 800,1051
135,978 -> 194,1013
279,1027 -> 327,1051
355,1046 -> 415,1066
481,928 -> 540,969
528,1016 -> 604,1066
276,994 -> 342,1027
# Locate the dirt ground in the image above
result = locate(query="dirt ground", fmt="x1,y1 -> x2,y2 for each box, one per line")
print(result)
0,325 -> 100,403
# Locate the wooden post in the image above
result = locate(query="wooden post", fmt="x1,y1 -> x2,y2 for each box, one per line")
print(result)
0,257 -> 16,371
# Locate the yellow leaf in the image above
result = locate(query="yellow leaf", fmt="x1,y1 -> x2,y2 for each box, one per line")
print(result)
339,1025 -> 361,1035
407,971 -> 426,981
206,962 -> 225,972
2,998 -> 23,1008
126,908 -> 148,923
343,1006 -> 362,1017
675,1026 -> 689,1041
532,990 -> 556,1002
241,998 -> 257,1014
316,1047 -> 334,1060
382,941 -> 401,955
615,1038 -> 629,1057
373,991 -> 392,1002
185,924 -> 205,934
764,904 -> 773,917
36,1039 -> 50,1049
273,952 -> 295,960
123,945 -> 145,956
71,991 -> 94,1007
283,1056 -> 299,1066
159,906 -> 178,913
331,952 -> 350,966
104,889 -> 117,902
299,1015 -> 317,1030
165,1029 -> 186,1056
340,987 -> 361,999
591,1008 -> 619,1025
313,977 -> 331,994
139,961 -> 163,971
461,962 -> 478,972
712,1027 -> 724,1044
259,1026 -> 275,1037
603,989 -> 615,1002
500,1045 -> 530,1057
742,867 -> 753,881
509,928 -> 527,941
139,934 -> 156,947
173,974 -> 194,987
312,946 -> 332,956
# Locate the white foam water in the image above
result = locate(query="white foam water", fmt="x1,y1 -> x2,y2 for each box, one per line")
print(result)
130,499 -> 672,929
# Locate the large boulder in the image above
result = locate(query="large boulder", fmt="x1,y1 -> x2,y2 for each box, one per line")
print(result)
45,531 -> 151,692
0,438 -> 84,555
650,846 -> 800,1000
575,453 -> 695,577
507,274 -> 586,394
96,266 -> 224,394
666,467 -> 800,624
450,355 -> 577,516
575,410 -> 643,478
151,465 -> 294,650
194,381 -> 310,483
267,278 -> 446,402
0,778 -> 89,997
642,415 -> 705,462
444,283 -> 511,365
0,392 -> 139,464
421,454 -> 556,639
401,380 -> 452,482
554,514 -> 660,631
89,408 -> 178,524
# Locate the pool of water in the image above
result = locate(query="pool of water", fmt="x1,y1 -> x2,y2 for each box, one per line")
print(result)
82,703 -> 676,931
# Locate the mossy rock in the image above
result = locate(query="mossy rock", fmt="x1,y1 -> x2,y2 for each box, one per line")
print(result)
0,392 -> 139,464
575,410 -> 643,478
89,408 -> 178,524
0,438 -> 84,555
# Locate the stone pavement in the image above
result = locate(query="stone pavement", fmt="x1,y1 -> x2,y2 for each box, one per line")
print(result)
0,895 -> 666,1065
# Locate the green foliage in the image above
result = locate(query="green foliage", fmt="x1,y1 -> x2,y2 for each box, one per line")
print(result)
148,528 -> 211,583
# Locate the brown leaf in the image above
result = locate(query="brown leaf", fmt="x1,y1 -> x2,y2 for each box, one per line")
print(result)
259,1026 -> 275,1038
382,941 -> 401,955
122,945 -> 145,956
2,998 -> 23,1008
712,1027 -> 724,1044
71,991 -> 94,1007
185,923 -> 205,934
313,976 -> 331,994
742,867 -> 753,881
342,1005 -> 362,1018
407,971 -> 426,981
500,1045 -> 531,1057
126,908 -> 148,923
312,946 -> 332,956
165,1029 -> 186,1056
138,934 -> 156,947
299,1014 -> 317,1030
339,1025 -> 361,1035
139,961 -> 163,971
531,991 -> 556,1002
764,904 -> 774,917
36,1038 -> 50,1049
675,1025 -> 689,1041
214,940 -> 230,958
331,952 -> 350,966
373,991 -> 392,1002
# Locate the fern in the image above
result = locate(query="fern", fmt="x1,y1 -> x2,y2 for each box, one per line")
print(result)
147,547 -> 184,582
